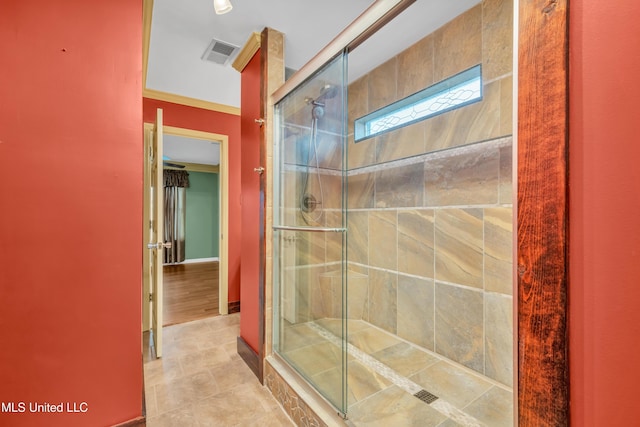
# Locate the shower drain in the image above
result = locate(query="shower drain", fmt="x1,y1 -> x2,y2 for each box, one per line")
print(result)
414,389 -> 439,404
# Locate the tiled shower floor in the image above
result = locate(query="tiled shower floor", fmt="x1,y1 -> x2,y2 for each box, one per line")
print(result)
280,319 -> 513,427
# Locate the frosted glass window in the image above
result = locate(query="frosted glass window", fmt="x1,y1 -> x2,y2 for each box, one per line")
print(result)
354,65 -> 482,142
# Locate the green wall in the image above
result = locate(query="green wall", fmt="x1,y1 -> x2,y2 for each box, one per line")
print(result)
185,171 -> 219,259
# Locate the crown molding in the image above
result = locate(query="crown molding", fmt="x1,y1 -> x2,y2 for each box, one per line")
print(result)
142,0 -> 240,116
232,32 -> 262,72
143,88 -> 241,115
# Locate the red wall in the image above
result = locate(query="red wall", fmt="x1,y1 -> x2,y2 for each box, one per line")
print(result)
239,52 -> 262,353
0,1 -> 143,426
569,0 -> 640,425
142,98 -> 241,303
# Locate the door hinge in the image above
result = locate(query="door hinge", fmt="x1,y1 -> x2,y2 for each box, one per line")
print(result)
149,293 -> 153,302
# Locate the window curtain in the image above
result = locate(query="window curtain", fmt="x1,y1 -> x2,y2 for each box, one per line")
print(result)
163,170 -> 189,264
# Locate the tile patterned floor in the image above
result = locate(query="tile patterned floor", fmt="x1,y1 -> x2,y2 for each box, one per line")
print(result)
280,319 -> 514,427
144,314 -> 513,426
144,314 -> 294,427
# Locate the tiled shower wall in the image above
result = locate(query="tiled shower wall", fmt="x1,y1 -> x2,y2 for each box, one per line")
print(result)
281,0 -> 513,387
344,0 -> 514,387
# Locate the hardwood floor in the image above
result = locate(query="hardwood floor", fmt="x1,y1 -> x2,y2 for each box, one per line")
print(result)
162,261 -> 219,326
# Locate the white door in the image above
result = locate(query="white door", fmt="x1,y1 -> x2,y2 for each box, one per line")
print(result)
147,108 -> 166,358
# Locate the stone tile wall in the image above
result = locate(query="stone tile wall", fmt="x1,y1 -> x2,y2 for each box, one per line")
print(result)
342,0 -> 514,387
277,0 -> 514,388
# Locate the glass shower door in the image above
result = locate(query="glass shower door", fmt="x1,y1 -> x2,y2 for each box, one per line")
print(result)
273,53 -> 348,414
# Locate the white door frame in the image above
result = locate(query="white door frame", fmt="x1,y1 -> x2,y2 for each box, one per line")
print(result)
142,124 -> 230,333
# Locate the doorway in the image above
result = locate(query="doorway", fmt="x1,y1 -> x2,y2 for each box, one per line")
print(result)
142,123 -> 230,357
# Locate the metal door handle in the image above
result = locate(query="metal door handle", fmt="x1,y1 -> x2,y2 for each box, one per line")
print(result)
254,167 -> 265,174
147,242 -> 172,249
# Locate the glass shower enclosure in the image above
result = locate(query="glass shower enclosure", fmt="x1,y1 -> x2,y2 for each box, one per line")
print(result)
272,1 -> 514,424
272,53 -> 349,414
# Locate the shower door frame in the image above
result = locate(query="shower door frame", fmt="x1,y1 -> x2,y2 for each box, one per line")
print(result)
272,50 -> 350,414
268,0 -> 569,425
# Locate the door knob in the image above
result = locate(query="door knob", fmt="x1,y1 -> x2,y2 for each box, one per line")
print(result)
254,167 -> 265,174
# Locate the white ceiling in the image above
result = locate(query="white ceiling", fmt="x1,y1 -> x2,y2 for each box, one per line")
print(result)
148,0 -> 480,166
147,0 -> 375,108
164,135 -> 220,166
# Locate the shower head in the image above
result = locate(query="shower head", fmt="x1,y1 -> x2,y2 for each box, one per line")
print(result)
316,84 -> 339,102
306,83 -> 339,106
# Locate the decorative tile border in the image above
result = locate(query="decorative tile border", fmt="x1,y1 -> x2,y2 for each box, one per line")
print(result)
264,361 -> 329,427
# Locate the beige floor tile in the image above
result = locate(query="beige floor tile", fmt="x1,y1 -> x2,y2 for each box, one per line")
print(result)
463,386 -> 514,427
162,336 -> 203,359
312,360 -> 393,408
190,383 -> 276,427
348,385 -> 447,427
179,346 -> 233,376
203,312 -> 241,328
203,324 -> 243,347
154,370 -> 220,414
371,342 -> 440,378
146,405 -> 199,427
348,326 -> 402,354
435,419 -> 464,427
163,320 -> 212,342
221,340 -> 237,357
144,357 -> 184,387
283,341 -> 345,377
410,361 -> 493,409
241,408 -> 296,427
346,361 -> 394,404
144,387 -> 158,418
144,314 -> 293,426
315,318 -> 371,337
279,322 -> 327,352
209,356 -> 264,392
147,313 -> 512,427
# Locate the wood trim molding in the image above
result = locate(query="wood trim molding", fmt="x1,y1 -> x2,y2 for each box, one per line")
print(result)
162,125 -> 227,142
232,32 -> 261,73
114,416 -> 146,427
143,88 -> 241,115
142,0 -> 153,92
164,162 -> 219,174
143,123 -> 230,316
228,300 -> 240,314
517,0 -> 569,425
237,336 -> 261,381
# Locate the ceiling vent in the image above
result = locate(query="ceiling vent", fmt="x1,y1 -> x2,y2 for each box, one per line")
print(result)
201,38 -> 239,65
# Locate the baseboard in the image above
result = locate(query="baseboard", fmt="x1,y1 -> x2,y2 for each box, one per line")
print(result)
237,336 -> 262,383
177,257 -> 219,264
228,300 -> 240,314
113,416 -> 146,427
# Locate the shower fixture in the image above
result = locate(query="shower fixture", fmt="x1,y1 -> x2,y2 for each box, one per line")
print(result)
299,83 -> 338,225
305,84 -> 338,107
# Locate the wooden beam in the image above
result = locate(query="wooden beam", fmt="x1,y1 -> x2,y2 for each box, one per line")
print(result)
517,0 -> 569,425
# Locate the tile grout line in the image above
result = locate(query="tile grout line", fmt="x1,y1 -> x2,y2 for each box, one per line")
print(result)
306,322 -> 487,427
